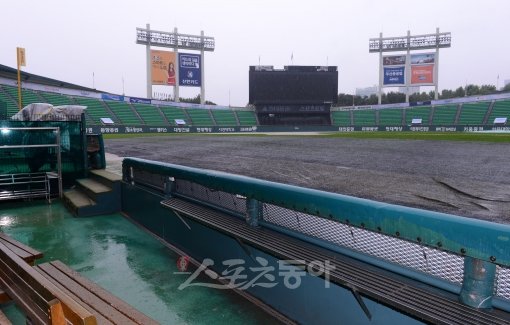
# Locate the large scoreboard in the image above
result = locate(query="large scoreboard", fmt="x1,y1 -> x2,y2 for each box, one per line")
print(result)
249,66 -> 338,125
249,66 -> 338,105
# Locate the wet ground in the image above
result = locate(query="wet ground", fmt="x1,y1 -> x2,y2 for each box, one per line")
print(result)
0,201 -> 279,324
105,135 -> 510,224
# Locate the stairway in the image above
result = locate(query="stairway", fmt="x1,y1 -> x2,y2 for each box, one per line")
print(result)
63,170 -> 121,217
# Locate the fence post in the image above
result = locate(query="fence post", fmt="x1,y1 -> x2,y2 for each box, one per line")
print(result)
459,256 -> 496,309
246,198 -> 262,227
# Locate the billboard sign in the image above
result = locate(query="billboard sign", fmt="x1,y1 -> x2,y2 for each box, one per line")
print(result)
411,65 -> 434,84
179,53 -> 201,87
383,55 -> 406,66
383,66 -> 405,85
411,53 -> 435,65
151,50 -> 176,86
129,97 -> 152,104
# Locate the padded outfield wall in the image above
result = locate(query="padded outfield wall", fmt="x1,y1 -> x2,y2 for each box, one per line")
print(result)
84,124 -> 510,134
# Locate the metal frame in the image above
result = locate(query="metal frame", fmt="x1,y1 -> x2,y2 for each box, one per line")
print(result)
0,127 -> 62,200
369,28 -> 451,104
122,157 -> 510,315
136,25 -> 215,104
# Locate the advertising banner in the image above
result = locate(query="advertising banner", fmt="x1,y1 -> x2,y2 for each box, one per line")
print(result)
129,97 -> 152,105
101,94 -> 125,102
151,50 -> 176,86
411,65 -> 434,84
383,55 -> 406,66
383,66 -> 405,85
179,53 -> 201,87
410,53 -> 435,65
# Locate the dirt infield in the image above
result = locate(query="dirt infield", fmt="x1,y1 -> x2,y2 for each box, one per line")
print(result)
104,135 -> 510,224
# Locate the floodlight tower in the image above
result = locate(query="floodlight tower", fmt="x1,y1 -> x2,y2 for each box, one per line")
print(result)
369,28 -> 451,104
136,24 -> 215,103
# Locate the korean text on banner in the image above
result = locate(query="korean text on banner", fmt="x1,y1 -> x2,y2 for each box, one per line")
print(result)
411,65 -> 434,84
383,66 -> 405,85
151,50 -> 176,86
179,53 -> 201,87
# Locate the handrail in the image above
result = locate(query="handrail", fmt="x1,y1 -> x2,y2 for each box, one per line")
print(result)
0,126 -> 62,199
123,157 -> 510,267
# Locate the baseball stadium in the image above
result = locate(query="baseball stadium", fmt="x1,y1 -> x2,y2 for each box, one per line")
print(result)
1,13 -> 510,325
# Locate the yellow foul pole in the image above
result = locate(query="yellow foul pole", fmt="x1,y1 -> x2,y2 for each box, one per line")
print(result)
16,47 -> 26,110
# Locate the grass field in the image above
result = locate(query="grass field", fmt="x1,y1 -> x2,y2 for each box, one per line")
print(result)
103,132 -> 510,142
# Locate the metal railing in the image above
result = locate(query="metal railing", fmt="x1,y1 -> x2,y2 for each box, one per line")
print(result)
122,157 -> 510,312
0,127 -> 62,200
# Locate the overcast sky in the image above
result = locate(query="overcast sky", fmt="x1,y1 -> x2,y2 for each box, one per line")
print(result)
2,0 -> 509,106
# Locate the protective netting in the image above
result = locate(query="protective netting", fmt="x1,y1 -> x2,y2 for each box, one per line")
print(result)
175,179 -> 247,215
129,169 -> 510,301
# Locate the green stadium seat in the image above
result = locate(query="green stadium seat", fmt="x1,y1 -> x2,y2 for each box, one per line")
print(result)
353,110 -> 376,126
186,108 -> 214,126
211,109 -> 237,126
74,97 -> 116,125
2,85 -> 44,108
405,106 -> 431,125
105,101 -> 142,125
0,87 -> 19,118
378,109 -> 403,126
458,102 -> 490,125
132,103 -> 167,126
160,106 -> 189,125
489,100 -> 510,124
39,92 -> 75,106
431,105 -> 458,125
331,111 -> 351,126
235,110 -> 257,126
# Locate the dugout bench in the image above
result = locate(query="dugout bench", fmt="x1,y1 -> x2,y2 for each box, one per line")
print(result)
0,233 -> 158,325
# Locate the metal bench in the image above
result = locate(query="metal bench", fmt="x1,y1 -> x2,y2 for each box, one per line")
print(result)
162,197 -> 510,325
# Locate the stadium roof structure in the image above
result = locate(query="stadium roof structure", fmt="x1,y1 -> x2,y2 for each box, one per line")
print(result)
0,63 -> 102,92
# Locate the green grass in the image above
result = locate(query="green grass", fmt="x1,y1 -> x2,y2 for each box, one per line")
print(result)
102,132 -> 510,142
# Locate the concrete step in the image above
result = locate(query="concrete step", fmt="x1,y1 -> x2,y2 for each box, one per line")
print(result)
76,178 -> 111,194
89,169 -> 122,189
90,169 -> 122,182
63,189 -> 96,208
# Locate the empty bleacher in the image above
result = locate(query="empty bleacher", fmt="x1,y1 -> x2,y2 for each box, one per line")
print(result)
74,97 -> 115,124
105,101 -> 142,125
160,106 -> 188,125
235,110 -> 257,126
2,85 -> 44,107
431,105 -> 458,125
133,103 -> 166,125
353,109 -> 376,126
39,92 -> 75,106
211,109 -> 237,125
405,106 -> 432,125
458,102 -> 490,125
186,108 -> 214,126
0,87 -> 19,117
331,111 -> 351,126
489,100 -> 510,124
378,108 -> 403,126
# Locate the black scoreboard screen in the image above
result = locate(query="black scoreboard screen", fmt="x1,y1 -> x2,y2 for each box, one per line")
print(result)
249,66 -> 338,105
